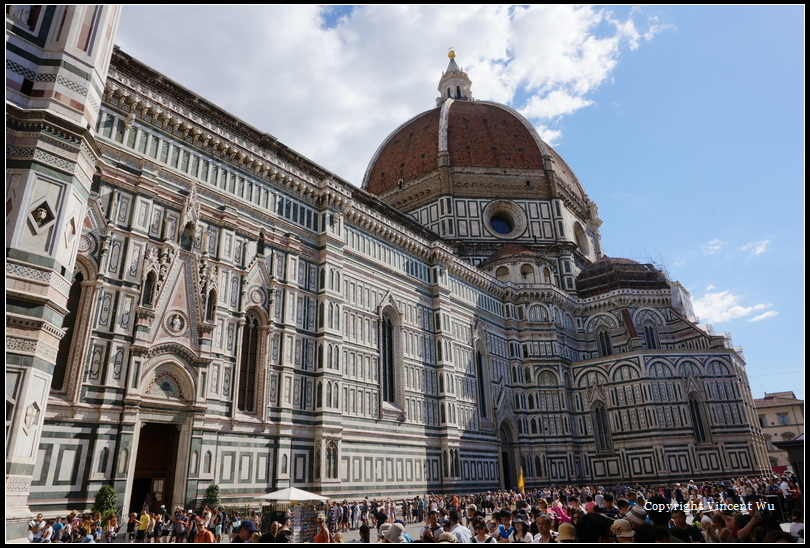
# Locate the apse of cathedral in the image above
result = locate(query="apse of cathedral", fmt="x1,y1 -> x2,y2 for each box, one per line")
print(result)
6,6 -> 769,534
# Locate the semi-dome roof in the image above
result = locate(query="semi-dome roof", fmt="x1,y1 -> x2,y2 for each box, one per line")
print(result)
362,99 -> 588,205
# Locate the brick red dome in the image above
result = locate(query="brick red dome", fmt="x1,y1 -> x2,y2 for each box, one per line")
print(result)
362,99 -> 587,204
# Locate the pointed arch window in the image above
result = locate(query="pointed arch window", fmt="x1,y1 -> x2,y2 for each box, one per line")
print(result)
238,311 -> 260,412
689,394 -> 709,443
381,313 -> 396,403
206,289 -> 217,322
53,272 -> 84,390
643,322 -> 660,349
592,402 -> 612,452
325,441 -> 338,479
142,270 -> 157,307
596,328 -> 613,357
97,447 -> 109,474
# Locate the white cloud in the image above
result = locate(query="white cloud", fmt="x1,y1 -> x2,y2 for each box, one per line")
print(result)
742,240 -> 770,256
116,5 -> 664,185
520,91 -> 594,121
693,289 -> 774,324
748,311 -> 778,323
701,239 -> 725,255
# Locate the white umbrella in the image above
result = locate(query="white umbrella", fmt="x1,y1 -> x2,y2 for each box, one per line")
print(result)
257,487 -> 329,502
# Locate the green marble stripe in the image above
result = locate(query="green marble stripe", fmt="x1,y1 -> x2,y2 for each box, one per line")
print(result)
5,353 -> 55,374
7,248 -> 65,271
6,462 -> 35,475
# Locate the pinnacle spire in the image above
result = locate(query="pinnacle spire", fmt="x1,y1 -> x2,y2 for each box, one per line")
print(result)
437,48 -> 472,106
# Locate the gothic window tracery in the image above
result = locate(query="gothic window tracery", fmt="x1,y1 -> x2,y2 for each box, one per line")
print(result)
238,310 -> 262,412
592,401 -> 612,452
596,327 -> 612,357
643,321 -> 660,349
381,311 -> 396,403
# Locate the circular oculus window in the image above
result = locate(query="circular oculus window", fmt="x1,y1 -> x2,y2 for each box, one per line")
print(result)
484,201 -> 527,238
490,214 -> 514,235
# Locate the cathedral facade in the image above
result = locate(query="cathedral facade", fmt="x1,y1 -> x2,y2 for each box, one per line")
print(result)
6,6 -> 769,537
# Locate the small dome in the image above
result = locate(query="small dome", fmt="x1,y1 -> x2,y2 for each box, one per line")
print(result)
479,244 -> 535,267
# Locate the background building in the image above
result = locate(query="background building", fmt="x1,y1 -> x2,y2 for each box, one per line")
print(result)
755,391 -> 804,472
6,6 -> 770,535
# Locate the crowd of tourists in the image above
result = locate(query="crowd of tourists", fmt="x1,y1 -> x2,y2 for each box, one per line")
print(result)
26,473 -> 802,543
25,504 -> 265,544
304,474 -> 803,543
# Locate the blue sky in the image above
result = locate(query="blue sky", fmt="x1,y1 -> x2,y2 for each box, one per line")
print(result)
116,5 -> 804,399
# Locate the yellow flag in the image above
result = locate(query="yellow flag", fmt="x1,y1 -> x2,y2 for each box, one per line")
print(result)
518,466 -> 525,494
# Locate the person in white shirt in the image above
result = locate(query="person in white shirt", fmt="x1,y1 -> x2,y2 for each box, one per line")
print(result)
509,517 -> 533,543
790,510 -> 804,541
531,517 -> 555,543
28,514 -> 45,542
448,510 -> 473,543
41,521 -> 55,543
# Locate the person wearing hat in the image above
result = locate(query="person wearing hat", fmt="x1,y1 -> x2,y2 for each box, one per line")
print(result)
381,522 -> 407,543
626,506 -> 647,529
379,523 -> 392,542
556,522 -> 577,543
394,520 -> 413,542
276,524 -> 293,543
438,531 -> 459,543
232,519 -> 258,543
125,512 -> 139,543
611,519 -> 635,543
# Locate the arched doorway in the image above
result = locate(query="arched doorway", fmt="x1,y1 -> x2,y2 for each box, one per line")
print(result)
499,422 -> 517,491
